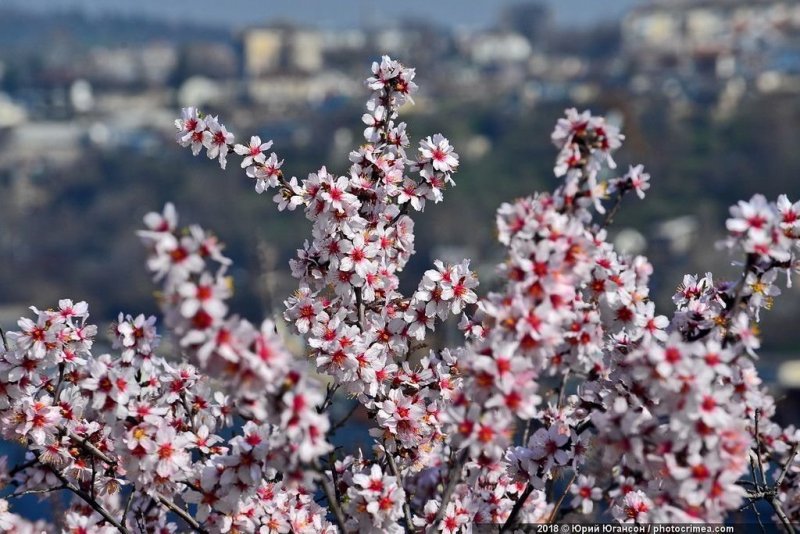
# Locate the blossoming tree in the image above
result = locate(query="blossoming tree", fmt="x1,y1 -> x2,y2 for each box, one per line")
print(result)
0,56 -> 798,533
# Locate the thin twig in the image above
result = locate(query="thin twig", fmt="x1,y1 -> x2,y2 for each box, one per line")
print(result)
431,448 -> 468,531
53,363 -> 66,401
741,410 -> 798,534
10,485 -> 65,498
602,189 -> 626,228
318,383 -> 340,414
775,441 -> 799,489
180,394 -> 197,432
500,483 -> 533,532
722,254 -> 755,348
90,456 -> 97,501
123,489 -> 135,525
9,458 -> 38,479
521,419 -> 534,447
354,287 -> 365,332
157,495 -> 208,533
750,500 -> 767,534
48,467 -> 130,534
749,452 -> 762,492
384,446 -> 414,532
754,409 -> 767,488
319,470 -> 348,533
328,451 -> 342,506
67,431 -> 116,467
329,402 -> 359,436
767,498 -> 795,534
549,470 -> 578,523
556,371 -> 570,410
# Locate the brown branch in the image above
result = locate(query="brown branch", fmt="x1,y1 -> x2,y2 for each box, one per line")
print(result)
9,458 -> 38,479
67,431 -> 116,467
775,441 -> 799,489
556,370 -> 571,410
549,470 -> 577,523
431,448 -> 468,531
602,189 -> 626,228
10,485 -> 66,498
501,483 -> 534,532
318,383 -> 339,414
521,419 -> 534,447
354,287 -> 365,332
741,411 -> 798,534
383,446 -> 414,532
318,469 -> 348,533
123,489 -> 135,526
328,402 -> 359,437
721,254 -> 756,348
328,451 -> 343,507
767,497 -> 795,534
48,467 -> 130,534
753,409 -> 767,488
156,495 -> 208,534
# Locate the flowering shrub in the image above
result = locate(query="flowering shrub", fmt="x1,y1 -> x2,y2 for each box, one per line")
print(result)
0,56 -> 798,533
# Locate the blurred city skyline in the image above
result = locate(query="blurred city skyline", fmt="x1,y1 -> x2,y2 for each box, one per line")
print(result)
6,0 -> 644,29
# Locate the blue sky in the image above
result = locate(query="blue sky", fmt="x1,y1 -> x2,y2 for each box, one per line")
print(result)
7,0 -> 644,29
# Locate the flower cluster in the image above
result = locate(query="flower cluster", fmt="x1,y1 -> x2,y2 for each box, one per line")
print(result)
1,55 -> 799,533
175,107 -> 235,169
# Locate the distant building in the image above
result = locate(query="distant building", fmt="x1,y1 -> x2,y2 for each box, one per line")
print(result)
463,31 -> 533,66
289,31 -> 324,72
241,26 -> 324,77
242,28 -> 283,77
623,0 -> 800,78
86,43 -> 178,87
0,122 -> 83,167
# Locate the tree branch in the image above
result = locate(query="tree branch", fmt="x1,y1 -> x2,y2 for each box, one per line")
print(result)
602,189 -> 626,228
431,448 -> 468,531
549,470 -> 577,523
501,483 -> 533,532
67,431 -> 116,467
318,468 -> 348,533
384,446 -> 414,532
156,495 -> 208,534
48,467 -> 130,534
775,441 -> 799,489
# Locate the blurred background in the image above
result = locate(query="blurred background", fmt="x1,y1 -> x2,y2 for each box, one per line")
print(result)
0,0 -> 799,420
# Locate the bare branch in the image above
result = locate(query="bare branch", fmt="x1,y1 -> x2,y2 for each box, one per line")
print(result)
383,446 -> 414,532
501,483 -> 534,533
775,441 -> 799,489
431,448 -> 468,531
767,497 -> 795,534
48,467 -> 130,534
156,495 -> 208,534
354,287 -> 366,332
328,402 -> 359,437
318,470 -> 348,534
602,188 -> 627,228
9,485 -> 65,498
67,431 -> 117,467
549,470 -> 577,523
754,409 -> 767,488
